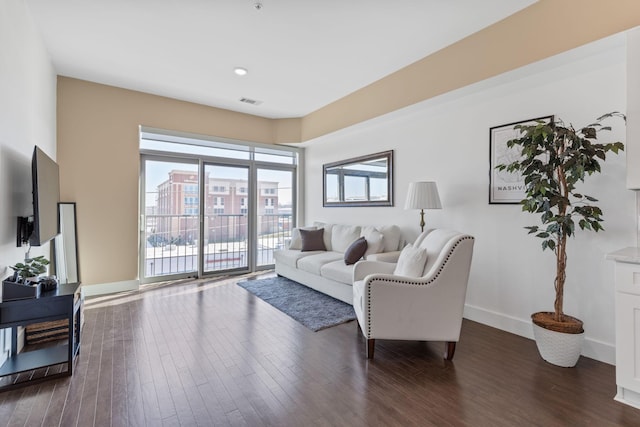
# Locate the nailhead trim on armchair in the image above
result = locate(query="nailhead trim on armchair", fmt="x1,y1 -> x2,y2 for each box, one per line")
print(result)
365,235 -> 475,337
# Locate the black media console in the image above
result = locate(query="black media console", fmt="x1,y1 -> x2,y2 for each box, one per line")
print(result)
0,282 -> 81,391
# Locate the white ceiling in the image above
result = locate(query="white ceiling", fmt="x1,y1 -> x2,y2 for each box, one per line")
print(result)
26,0 -> 537,119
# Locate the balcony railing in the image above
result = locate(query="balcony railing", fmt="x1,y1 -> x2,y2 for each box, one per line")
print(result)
256,214 -> 291,266
144,213 -> 292,278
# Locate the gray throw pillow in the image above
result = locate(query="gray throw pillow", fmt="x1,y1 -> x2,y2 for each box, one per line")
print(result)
300,228 -> 326,252
289,226 -> 317,249
344,237 -> 368,265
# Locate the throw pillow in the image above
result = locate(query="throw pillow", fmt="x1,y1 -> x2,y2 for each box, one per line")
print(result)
344,237 -> 368,265
300,228 -> 326,252
314,221 -> 334,251
289,226 -> 317,249
378,225 -> 402,252
393,244 -> 428,277
362,229 -> 385,256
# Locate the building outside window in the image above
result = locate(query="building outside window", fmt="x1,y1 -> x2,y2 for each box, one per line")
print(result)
154,172 -> 280,241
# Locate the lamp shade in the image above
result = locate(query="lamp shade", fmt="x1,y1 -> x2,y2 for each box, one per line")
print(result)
404,181 -> 442,210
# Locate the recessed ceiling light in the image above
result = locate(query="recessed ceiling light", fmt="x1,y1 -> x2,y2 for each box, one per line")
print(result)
234,67 -> 248,76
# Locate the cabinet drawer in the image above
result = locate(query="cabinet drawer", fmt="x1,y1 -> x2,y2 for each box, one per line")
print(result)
0,296 -> 70,325
615,262 -> 640,295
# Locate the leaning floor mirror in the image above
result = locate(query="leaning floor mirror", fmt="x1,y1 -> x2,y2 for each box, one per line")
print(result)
54,202 -> 79,284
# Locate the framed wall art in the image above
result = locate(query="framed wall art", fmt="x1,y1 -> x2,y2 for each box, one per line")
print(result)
489,115 -> 554,204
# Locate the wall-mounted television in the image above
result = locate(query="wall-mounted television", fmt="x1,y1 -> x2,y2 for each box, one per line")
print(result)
17,146 -> 60,246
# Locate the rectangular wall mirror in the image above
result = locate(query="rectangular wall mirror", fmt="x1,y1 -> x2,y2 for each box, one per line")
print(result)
323,150 -> 394,207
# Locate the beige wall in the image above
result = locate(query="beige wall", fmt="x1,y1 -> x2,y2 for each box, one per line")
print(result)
58,0 -> 640,288
301,0 -> 640,141
57,78 -> 275,285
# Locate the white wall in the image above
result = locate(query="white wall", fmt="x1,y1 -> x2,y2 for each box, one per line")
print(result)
303,33 -> 636,364
0,0 -> 57,358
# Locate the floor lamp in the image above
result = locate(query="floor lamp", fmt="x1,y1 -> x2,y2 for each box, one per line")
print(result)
404,181 -> 442,232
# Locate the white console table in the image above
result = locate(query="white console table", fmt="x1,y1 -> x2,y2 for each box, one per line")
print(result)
606,247 -> 640,410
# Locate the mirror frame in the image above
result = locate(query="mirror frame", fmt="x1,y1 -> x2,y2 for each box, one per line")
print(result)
54,202 -> 80,284
323,150 -> 394,207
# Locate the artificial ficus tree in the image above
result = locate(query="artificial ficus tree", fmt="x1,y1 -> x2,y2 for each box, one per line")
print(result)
496,112 -> 624,328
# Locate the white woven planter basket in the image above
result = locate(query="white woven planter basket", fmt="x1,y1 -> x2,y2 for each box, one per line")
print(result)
532,322 -> 585,367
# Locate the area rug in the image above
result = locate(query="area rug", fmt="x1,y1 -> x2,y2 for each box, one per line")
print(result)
237,276 -> 355,331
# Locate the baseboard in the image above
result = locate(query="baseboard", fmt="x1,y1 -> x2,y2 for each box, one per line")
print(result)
463,304 -> 615,365
81,279 -> 139,297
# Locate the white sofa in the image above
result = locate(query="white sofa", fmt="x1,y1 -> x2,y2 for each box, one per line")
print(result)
273,222 -> 403,304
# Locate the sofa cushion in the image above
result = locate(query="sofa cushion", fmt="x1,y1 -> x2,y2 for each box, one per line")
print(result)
331,224 -> 361,253
361,228 -> 385,256
321,260 -> 356,285
300,228 -> 326,252
393,244 -> 428,277
289,226 -> 317,249
344,237 -> 368,265
273,249 -> 322,269
360,225 -> 376,238
314,222 -> 334,251
379,225 -> 402,252
297,252 -> 344,275
416,229 -> 461,276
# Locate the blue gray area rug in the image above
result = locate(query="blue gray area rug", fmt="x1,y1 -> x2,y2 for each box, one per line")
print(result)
237,276 -> 355,331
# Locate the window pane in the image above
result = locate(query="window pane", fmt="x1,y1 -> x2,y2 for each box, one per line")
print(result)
325,174 -> 339,202
254,152 -> 295,164
141,138 -> 250,160
370,177 -> 388,201
256,169 -> 293,266
143,160 -> 199,278
344,175 -> 367,201
203,165 -> 249,273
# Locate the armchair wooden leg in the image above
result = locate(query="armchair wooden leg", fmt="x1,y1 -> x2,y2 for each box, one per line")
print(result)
366,339 -> 375,359
444,342 -> 456,361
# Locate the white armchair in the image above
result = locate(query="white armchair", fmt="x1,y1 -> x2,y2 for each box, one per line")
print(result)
352,229 -> 475,360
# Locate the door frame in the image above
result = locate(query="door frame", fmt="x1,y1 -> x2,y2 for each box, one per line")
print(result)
200,161 -> 253,276
139,154 -> 201,284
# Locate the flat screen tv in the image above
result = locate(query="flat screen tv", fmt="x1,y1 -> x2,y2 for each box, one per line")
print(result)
17,146 -> 60,246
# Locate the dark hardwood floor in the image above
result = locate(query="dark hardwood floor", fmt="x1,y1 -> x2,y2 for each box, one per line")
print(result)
1,272 -> 640,426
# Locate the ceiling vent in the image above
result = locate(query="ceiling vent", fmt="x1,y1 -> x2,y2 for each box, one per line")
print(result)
239,97 -> 263,106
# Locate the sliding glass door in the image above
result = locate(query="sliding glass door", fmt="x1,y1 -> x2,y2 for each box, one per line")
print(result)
141,158 -> 200,281
140,130 -> 299,283
203,164 -> 250,273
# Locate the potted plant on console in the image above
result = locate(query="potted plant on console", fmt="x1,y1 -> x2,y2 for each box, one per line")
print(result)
496,112 -> 624,367
2,255 -> 50,300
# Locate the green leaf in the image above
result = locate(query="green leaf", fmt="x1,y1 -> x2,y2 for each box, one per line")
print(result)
525,226 -> 539,234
